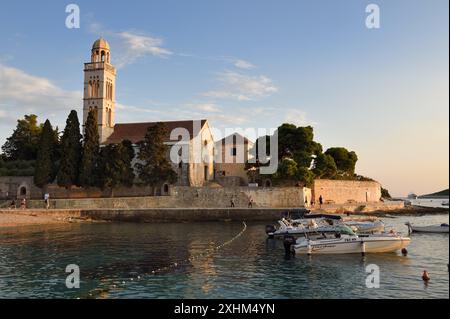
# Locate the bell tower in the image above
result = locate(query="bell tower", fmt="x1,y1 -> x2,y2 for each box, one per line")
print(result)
83,38 -> 116,143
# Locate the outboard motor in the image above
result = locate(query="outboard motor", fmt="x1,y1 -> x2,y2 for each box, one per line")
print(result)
265,225 -> 276,239
283,235 -> 296,255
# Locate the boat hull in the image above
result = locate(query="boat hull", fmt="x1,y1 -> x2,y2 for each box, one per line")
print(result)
294,237 -> 411,255
410,226 -> 449,234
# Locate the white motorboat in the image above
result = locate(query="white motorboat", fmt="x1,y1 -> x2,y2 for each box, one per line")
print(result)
266,214 -> 344,238
292,226 -> 411,255
266,214 -> 385,238
406,222 -> 449,234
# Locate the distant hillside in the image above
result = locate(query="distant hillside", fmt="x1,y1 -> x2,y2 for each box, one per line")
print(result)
420,189 -> 449,198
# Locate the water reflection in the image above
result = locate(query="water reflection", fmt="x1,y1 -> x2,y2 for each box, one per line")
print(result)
0,215 -> 448,299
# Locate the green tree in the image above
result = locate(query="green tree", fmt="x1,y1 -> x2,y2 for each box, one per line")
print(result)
135,123 -> 177,193
277,124 -> 322,168
276,158 -> 298,180
57,110 -> 82,189
98,141 -> 135,196
1,115 -> 42,161
79,110 -> 100,187
313,153 -> 338,179
116,140 -> 135,187
34,120 -> 57,190
325,147 -> 358,176
296,167 -> 315,187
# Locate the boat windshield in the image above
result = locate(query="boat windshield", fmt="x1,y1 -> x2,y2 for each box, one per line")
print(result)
337,225 -> 356,236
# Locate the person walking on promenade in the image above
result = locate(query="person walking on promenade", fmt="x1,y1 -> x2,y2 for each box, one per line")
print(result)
9,200 -> 16,210
319,195 -> 323,208
230,196 -> 235,208
248,197 -> 254,208
44,193 -> 50,209
304,196 -> 309,208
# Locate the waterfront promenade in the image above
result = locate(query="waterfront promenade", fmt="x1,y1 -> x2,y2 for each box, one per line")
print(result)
1,201 -> 447,228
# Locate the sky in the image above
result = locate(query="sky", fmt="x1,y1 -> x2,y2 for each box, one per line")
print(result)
0,0 -> 448,197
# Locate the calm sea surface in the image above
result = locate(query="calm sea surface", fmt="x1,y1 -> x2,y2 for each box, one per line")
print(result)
0,214 -> 448,299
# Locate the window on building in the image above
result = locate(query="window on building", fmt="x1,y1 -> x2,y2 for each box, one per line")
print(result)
231,147 -> 237,156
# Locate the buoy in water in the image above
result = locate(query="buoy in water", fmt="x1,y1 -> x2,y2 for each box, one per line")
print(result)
422,270 -> 430,282
401,248 -> 408,256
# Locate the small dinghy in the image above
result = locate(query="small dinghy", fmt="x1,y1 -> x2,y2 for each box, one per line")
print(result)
406,222 -> 449,234
292,226 -> 411,255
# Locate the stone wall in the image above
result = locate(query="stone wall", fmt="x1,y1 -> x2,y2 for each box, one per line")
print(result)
0,176 -> 42,200
313,179 -> 382,204
27,186 -> 309,209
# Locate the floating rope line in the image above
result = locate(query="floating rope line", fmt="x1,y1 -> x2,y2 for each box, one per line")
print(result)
82,221 -> 247,299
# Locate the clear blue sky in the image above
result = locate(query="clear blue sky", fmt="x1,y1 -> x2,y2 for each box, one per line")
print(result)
0,0 -> 448,196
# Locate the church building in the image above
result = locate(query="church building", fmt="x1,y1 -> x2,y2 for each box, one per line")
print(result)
83,38 -> 215,187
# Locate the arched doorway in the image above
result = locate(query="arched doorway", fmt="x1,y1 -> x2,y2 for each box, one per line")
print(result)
17,184 -> 28,199
162,184 -> 170,196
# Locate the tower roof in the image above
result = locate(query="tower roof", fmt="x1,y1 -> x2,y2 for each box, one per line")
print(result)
92,38 -> 110,50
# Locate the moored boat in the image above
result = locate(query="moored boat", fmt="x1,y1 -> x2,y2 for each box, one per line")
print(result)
292,226 -> 411,255
405,222 -> 449,234
266,214 -> 385,238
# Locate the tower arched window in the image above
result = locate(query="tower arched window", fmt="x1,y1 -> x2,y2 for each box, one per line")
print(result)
108,108 -> 112,127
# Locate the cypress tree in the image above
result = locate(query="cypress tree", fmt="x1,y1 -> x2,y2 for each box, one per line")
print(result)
57,110 -> 82,189
135,123 -> 177,192
97,140 -> 135,196
34,120 -> 56,190
79,109 -> 100,187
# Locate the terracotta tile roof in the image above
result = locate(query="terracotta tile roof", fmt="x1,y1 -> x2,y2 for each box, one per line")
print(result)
103,120 -> 207,145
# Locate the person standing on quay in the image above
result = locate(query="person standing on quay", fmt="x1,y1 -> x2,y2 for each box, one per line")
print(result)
20,198 -> 27,210
319,195 -> 324,208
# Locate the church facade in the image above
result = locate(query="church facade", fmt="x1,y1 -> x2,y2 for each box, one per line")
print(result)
83,38 -> 215,187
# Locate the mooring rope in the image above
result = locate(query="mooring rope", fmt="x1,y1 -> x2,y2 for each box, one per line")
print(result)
83,221 -> 247,299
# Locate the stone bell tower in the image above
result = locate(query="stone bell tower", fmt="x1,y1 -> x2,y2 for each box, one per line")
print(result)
83,38 -> 116,143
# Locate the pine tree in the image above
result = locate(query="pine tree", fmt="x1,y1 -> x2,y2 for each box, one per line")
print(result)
34,120 -> 56,190
57,110 -> 82,189
79,109 -> 100,187
135,123 -> 177,192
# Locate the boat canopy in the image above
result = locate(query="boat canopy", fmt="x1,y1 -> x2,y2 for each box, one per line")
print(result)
303,214 -> 342,220
337,225 -> 356,235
